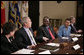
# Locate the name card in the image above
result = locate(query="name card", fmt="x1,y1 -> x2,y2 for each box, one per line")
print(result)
62,37 -> 69,40
73,44 -> 80,50
75,34 -> 81,37
72,37 -> 78,42
38,50 -> 51,54
70,34 -> 82,37
70,34 -> 75,36
46,43 -> 60,47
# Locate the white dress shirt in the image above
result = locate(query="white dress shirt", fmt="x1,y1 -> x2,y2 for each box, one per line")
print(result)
23,27 -> 37,45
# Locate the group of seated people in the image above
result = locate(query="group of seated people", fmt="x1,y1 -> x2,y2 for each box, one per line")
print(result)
1,16 -> 83,54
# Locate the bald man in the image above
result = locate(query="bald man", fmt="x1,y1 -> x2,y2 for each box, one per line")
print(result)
36,16 -> 57,43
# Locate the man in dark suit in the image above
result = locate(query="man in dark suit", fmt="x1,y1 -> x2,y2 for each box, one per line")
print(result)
70,16 -> 83,33
36,16 -> 57,43
14,17 -> 37,49
1,22 -> 19,54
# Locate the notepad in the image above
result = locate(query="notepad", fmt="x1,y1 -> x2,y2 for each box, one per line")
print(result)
73,44 -> 80,50
74,34 -> 81,37
70,34 -> 75,36
53,48 -> 59,52
38,50 -> 51,54
72,37 -> 78,42
46,43 -> 60,47
70,34 -> 81,37
12,49 -> 35,54
62,37 -> 69,39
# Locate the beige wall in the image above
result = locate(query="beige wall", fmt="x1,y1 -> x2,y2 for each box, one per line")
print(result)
39,1 -> 77,26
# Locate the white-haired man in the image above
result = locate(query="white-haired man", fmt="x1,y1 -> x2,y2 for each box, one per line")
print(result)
14,17 -> 37,49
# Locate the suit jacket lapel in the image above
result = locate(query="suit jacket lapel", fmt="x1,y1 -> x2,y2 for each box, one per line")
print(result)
71,24 -> 77,32
4,36 -> 11,44
21,27 -> 31,42
43,26 -> 51,38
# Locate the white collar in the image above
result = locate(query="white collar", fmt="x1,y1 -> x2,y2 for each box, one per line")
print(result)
23,27 -> 29,30
71,24 -> 73,26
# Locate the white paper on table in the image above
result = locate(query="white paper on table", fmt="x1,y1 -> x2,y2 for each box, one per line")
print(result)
73,44 -> 80,50
12,49 -> 35,54
38,50 -> 51,54
70,34 -> 75,36
72,37 -> 78,42
46,43 -> 60,47
52,48 -> 60,52
75,34 -> 81,37
61,37 -> 69,39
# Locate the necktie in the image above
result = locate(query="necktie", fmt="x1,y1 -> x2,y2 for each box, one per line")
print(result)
48,28 -> 55,40
28,29 -> 37,45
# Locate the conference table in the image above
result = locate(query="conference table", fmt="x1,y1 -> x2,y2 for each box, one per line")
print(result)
12,34 -> 83,54
31,34 -> 83,54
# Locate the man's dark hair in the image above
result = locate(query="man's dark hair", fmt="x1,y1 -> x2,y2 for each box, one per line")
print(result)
2,22 -> 16,35
65,18 -> 71,22
43,16 -> 49,21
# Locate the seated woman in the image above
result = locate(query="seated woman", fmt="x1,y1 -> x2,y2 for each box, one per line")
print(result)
1,22 -> 19,54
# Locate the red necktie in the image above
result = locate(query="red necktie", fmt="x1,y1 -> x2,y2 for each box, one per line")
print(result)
48,28 -> 55,40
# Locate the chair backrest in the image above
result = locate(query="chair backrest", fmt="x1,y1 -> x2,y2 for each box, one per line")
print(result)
53,26 -> 59,34
33,30 -> 37,37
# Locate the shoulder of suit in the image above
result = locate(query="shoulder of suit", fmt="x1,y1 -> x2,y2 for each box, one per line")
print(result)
59,25 -> 65,28
1,35 -> 5,39
29,28 -> 32,30
40,25 -> 44,27
15,27 -> 24,33
29,28 -> 33,32
39,25 -> 44,29
37,25 -> 44,31
68,26 -> 71,29
1,35 -> 7,42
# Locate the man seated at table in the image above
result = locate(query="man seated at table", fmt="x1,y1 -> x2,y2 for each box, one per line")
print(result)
69,16 -> 83,33
14,17 -> 37,49
1,22 -> 19,54
58,18 -> 71,38
36,16 -> 57,43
